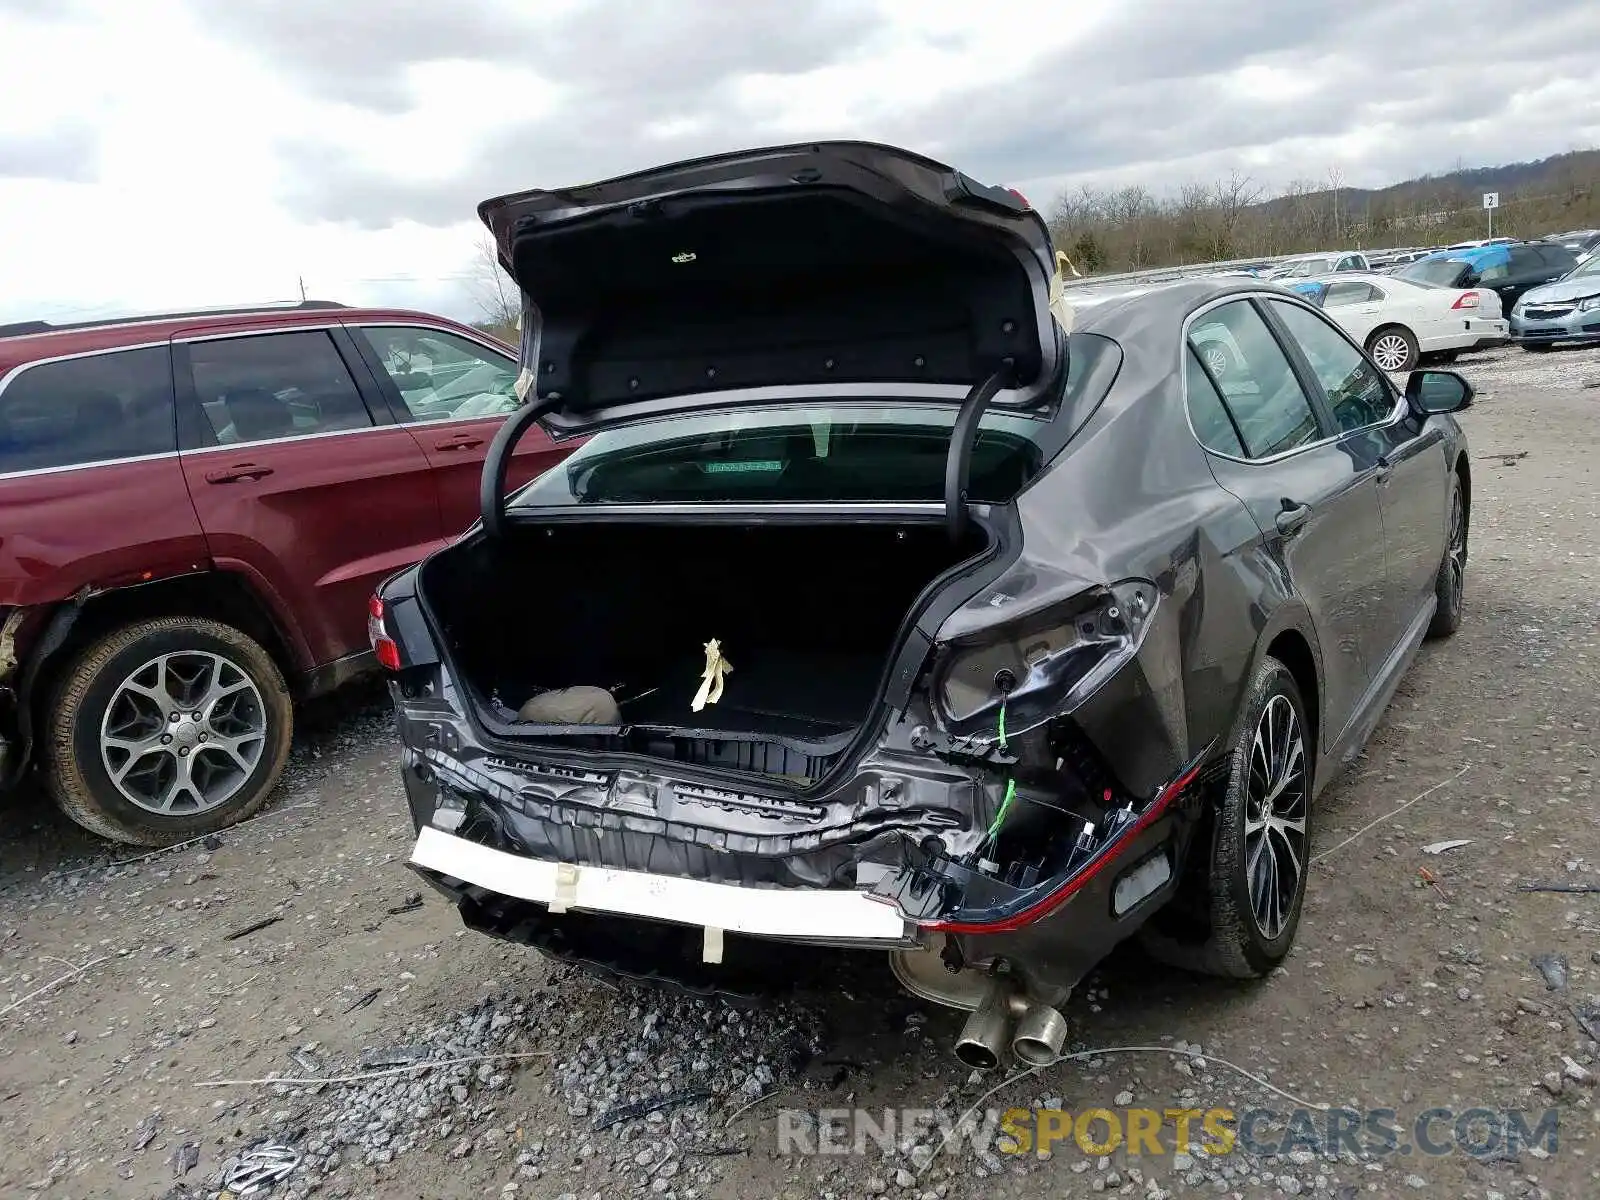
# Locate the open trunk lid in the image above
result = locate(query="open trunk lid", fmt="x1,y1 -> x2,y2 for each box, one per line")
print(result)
478,141 -> 1064,438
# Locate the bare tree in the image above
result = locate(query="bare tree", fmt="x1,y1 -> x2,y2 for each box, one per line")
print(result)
468,234 -> 520,338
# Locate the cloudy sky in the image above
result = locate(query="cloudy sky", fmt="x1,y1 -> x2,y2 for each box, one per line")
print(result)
3,0 -> 1597,325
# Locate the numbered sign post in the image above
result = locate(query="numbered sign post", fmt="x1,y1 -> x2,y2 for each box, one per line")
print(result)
1483,191 -> 1500,238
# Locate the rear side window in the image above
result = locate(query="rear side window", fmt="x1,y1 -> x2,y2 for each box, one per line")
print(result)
357,327 -> 520,422
1325,282 -> 1376,307
188,332 -> 372,446
1186,301 -> 1321,459
1184,347 -> 1245,456
0,346 -> 175,474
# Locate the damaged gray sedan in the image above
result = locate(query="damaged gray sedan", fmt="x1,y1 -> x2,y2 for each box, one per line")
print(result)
372,143 -> 1474,1068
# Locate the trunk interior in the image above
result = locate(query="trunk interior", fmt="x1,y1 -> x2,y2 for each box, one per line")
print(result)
419,519 -> 989,779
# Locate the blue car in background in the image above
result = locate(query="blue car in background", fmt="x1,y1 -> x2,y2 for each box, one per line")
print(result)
1398,241 -> 1575,314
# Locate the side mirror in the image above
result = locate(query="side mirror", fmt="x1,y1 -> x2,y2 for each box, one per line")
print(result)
1405,369 -> 1473,417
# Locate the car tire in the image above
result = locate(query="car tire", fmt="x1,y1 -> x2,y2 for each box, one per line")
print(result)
44,617 -> 293,846
1365,325 -> 1419,373
1426,475 -> 1467,639
1139,656 -> 1313,979
1425,350 -> 1460,364
1520,343 -> 1554,353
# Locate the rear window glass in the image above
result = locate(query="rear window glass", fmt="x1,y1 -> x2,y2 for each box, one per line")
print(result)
513,333 -> 1121,506
1,346 -> 175,474
1399,259 -> 1472,287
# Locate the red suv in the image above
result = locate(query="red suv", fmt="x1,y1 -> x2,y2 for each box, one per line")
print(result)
0,300 -> 575,845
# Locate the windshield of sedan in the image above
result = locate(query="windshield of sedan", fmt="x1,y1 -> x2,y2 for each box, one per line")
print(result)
1564,254 -> 1600,280
511,332 -> 1122,506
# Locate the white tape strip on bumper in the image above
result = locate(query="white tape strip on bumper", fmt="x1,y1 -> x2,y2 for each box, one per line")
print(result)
409,826 -> 910,943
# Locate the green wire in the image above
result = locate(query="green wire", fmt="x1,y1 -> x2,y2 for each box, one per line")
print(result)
982,698 -> 1016,849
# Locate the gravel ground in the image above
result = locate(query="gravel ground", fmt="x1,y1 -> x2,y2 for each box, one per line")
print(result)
1,342 -> 1598,1200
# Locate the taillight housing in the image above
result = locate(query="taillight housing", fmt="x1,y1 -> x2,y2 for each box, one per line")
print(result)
1452,291 -> 1481,310
368,594 -> 401,671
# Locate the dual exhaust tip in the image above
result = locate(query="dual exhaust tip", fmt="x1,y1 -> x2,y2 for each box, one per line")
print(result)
953,978 -> 1069,1069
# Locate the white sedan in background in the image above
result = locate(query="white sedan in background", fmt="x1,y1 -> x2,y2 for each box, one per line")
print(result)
1287,272 -> 1508,371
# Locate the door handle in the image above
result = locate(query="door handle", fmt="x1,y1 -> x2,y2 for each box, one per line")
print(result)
204,462 -> 274,484
1275,500 -> 1311,536
433,433 -> 485,452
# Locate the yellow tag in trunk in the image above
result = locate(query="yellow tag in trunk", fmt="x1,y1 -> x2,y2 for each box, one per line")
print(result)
690,638 -> 733,711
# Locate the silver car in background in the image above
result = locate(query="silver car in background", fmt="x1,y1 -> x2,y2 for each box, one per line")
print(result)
1510,252 -> 1600,351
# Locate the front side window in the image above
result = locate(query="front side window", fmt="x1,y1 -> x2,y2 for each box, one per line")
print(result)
1186,301 -> 1321,459
1268,301 -> 1394,434
188,331 -> 372,445
358,327 -> 519,422
0,346 -> 174,474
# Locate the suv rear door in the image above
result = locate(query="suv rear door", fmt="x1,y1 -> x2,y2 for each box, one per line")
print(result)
172,326 -> 447,668
347,324 -> 572,533
0,343 -> 206,608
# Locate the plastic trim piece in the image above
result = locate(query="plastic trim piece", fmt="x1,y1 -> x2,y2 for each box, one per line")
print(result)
409,826 -> 911,942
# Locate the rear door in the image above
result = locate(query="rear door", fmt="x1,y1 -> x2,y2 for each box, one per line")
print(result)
348,324 -> 574,534
1322,282 -> 1383,344
0,344 -> 206,607
1262,298 -> 1447,661
173,327 -> 446,668
1183,297 -> 1387,748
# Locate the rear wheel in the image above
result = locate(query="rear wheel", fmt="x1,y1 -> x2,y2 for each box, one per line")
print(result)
1140,657 -> 1312,978
44,618 -> 293,846
1366,325 -> 1419,372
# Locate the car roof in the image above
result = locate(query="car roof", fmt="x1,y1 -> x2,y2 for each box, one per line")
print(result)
0,302 -> 508,371
1066,276 -> 1290,336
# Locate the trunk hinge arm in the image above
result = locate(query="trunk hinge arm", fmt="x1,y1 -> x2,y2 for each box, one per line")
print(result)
944,363 -> 1015,543
480,395 -> 560,539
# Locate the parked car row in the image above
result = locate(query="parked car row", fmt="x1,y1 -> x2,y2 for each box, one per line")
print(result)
0,303 -> 576,844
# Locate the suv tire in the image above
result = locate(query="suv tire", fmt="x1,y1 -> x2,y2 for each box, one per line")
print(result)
45,618 -> 293,846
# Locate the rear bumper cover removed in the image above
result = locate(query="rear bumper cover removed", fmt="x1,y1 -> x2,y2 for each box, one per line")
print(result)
410,824 -> 911,945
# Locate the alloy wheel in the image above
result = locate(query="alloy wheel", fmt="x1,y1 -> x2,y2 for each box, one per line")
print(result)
98,651 -> 267,815
1243,693 -> 1308,940
1370,334 -> 1411,372
1203,344 -> 1230,376
1446,489 -> 1466,611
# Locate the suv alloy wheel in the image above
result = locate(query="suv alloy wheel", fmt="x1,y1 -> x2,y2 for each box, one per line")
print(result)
44,617 -> 293,846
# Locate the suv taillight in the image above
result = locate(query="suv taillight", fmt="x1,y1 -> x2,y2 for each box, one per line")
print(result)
1452,291 -> 1481,309
368,595 -> 401,671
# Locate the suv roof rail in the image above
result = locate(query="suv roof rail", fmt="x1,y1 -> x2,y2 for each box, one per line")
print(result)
0,299 -> 350,340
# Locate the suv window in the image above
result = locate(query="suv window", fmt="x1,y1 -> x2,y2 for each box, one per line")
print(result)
1187,301 -> 1321,459
188,332 -> 372,445
1534,245 -> 1576,272
1184,346 -> 1245,456
1268,301 -> 1395,433
1508,245 -> 1547,276
0,346 -> 175,474
358,327 -> 520,422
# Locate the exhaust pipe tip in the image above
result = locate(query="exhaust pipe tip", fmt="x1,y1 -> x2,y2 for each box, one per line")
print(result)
953,981 -> 1014,1070
1011,1002 -> 1069,1067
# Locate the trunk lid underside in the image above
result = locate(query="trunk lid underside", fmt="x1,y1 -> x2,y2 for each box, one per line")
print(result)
478,141 -> 1062,437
